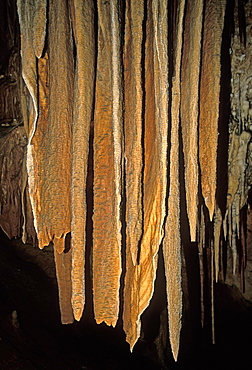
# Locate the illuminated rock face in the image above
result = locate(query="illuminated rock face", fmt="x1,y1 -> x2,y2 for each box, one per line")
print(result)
1,0 -> 252,363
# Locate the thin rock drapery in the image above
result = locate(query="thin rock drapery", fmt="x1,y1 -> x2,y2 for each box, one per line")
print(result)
18,0 -> 75,324
92,0 -> 123,327
163,0 -> 185,361
123,0 -> 169,350
199,0 -> 226,221
17,0 -> 40,242
181,0 -> 203,242
10,0 -> 251,363
33,0 -> 47,59
70,0 -> 95,322
124,0 -> 144,267
17,0 -> 39,140
123,0 -> 144,347
19,0 -> 74,253
43,0 -> 73,253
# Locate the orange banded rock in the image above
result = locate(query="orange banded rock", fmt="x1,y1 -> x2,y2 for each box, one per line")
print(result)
93,0 -> 123,328
199,0 -> 226,221
181,0 -> 204,241
163,0 -> 185,361
70,0 -> 95,322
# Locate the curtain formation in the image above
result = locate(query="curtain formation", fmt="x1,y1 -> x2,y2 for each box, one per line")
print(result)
1,0 -> 251,362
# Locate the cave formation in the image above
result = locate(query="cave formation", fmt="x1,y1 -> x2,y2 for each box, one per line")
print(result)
0,0 -> 252,369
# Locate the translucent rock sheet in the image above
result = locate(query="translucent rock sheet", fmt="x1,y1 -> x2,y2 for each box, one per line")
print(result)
163,0 -> 185,361
123,0 -> 169,352
180,0 -> 203,241
70,0 -> 95,322
199,0 -> 226,221
124,0 -> 144,267
93,0 -> 123,328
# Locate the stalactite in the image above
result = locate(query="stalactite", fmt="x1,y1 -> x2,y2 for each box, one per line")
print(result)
33,0 -> 47,58
70,0 -> 95,322
214,204 -> 222,282
199,205 -> 205,327
45,0 -> 73,253
231,200 -> 238,274
123,0 -> 169,351
163,0 -> 185,361
180,0 -> 203,242
226,130 -> 251,273
123,0 -> 144,347
18,0 -> 74,323
227,0 -> 252,278
240,206 -> 246,292
93,0 -> 123,327
17,0 -> 47,62
33,0 -> 73,253
199,0 -> 226,221
17,0 -> 40,244
21,181 -> 36,245
210,241 -> 215,344
26,53 -> 48,248
17,0 -> 38,140
124,0 -> 144,267
18,0 -> 74,257
230,0 -> 252,137
47,0 -> 74,322
54,243 -> 74,324
151,0 -> 169,250
5,0 -> 252,363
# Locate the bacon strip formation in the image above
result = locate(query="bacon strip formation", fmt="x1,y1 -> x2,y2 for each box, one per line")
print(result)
124,0 -> 144,267
180,0 -> 204,242
92,0 -> 123,328
5,0 -> 251,363
163,0 -> 185,360
199,0 -> 226,221
70,0 -> 95,322
123,0 -> 170,351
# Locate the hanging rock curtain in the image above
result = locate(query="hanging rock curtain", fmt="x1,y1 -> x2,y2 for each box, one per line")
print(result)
2,0 -> 251,362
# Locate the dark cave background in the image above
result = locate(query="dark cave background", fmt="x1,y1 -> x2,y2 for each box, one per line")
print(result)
0,0 -> 252,369
1,219 -> 252,370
